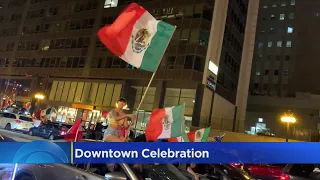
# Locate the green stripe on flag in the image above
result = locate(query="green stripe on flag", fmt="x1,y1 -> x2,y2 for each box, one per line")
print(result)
201,127 -> 211,142
139,21 -> 175,72
170,104 -> 184,138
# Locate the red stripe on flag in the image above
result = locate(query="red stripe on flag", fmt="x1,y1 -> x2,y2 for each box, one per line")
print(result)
97,3 -> 146,57
187,131 -> 196,142
145,108 -> 165,142
168,137 -> 179,142
65,118 -> 83,142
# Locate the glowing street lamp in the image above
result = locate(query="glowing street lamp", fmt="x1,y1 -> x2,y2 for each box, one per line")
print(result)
34,94 -> 45,100
281,111 -> 296,142
34,93 -> 45,112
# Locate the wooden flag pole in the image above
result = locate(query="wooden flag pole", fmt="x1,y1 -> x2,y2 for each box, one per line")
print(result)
127,26 -> 177,139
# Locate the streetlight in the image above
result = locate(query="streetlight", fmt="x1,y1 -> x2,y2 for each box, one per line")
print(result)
281,111 -> 296,142
34,93 -> 45,112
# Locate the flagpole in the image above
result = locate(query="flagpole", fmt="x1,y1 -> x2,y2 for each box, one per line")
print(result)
74,126 -> 80,142
128,26 -> 177,138
180,103 -> 185,142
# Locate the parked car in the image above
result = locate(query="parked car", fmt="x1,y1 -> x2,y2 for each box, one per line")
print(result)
28,122 -> 69,140
231,164 -> 285,180
0,113 -> 34,132
281,164 -> 320,180
0,163 -> 188,180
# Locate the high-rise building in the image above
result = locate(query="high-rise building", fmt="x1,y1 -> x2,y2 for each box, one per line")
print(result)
246,0 -> 320,141
0,0 -> 256,133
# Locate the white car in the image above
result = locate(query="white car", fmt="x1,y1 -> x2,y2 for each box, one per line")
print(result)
0,113 -> 34,132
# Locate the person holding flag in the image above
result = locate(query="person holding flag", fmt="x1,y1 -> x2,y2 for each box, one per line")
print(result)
103,98 -> 136,142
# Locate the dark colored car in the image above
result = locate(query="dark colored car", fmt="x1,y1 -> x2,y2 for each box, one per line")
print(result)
28,122 -> 69,140
0,134 -> 15,142
231,164 -> 285,180
281,164 -> 320,180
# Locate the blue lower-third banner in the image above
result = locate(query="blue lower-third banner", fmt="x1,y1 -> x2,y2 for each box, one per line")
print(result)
2,141 -> 320,164
73,142 -> 320,164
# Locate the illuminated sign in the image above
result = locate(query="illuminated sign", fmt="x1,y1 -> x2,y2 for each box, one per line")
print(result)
206,77 -> 216,91
104,0 -> 118,8
208,61 -> 218,75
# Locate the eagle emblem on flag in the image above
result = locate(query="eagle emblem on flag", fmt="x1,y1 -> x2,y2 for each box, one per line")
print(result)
162,115 -> 172,130
131,28 -> 151,53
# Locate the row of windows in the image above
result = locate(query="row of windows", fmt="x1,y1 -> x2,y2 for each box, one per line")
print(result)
230,10 -> 245,34
91,55 -> 205,72
0,28 -> 18,37
12,57 -> 86,68
262,0 -> 295,8
68,18 -> 95,30
224,26 -> 243,54
262,13 -> 294,21
217,73 -> 237,92
11,13 -> 22,21
0,58 -> 9,67
8,0 -> 26,8
256,55 -> 291,61
30,0 -> 48,4
252,83 -> 288,91
260,26 -> 293,34
255,69 -> 289,76
74,0 -> 98,12
17,42 -> 39,51
40,37 -> 90,50
224,52 -> 240,75
258,41 -> 292,48
22,24 -> 50,34
26,9 -> 45,19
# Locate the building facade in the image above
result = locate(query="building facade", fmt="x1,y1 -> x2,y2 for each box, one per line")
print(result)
0,0 -> 254,133
247,0 -> 320,140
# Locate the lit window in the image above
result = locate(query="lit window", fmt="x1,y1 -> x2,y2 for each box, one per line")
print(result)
263,5 -> 268,8
279,14 -> 285,20
258,118 -> 263,122
271,14 -> 275,19
104,0 -> 118,8
277,41 -> 282,47
256,71 -> 261,76
281,3 -> 286,6
290,0 -> 295,5
268,41 -> 272,47
272,4 -> 277,7
269,28 -> 275,33
286,41 -> 292,47
314,12 -> 320,17
258,41 -> 264,47
283,70 -> 289,76
289,13 -> 294,19
287,27 -> 293,33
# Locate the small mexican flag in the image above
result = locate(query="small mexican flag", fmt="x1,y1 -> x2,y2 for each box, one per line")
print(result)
145,104 -> 184,142
187,127 -> 211,142
98,3 -> 175,72
168,127 -> 211,142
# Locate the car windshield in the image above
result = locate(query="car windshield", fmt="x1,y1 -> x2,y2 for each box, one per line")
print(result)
212,164 -> 252,180
19,116 -> 33,122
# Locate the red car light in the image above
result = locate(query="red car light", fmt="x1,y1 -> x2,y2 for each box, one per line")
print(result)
280,174 -> 290,180
15,120 -> 22,123
60,130 -> 66,136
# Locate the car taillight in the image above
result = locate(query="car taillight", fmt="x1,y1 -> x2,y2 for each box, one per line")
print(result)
15,120 -> 22,123
60,130 -> 66,136
280,174 -> 290,180
231,163 -> 240,167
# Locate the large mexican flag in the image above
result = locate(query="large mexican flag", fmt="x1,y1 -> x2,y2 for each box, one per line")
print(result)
98,3 -> 175,72
145,104 -> 184,141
